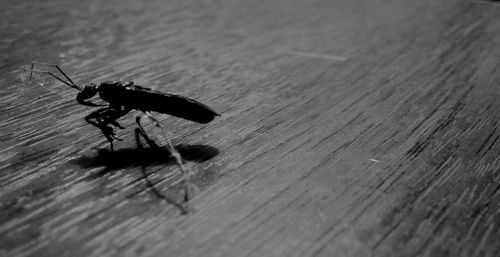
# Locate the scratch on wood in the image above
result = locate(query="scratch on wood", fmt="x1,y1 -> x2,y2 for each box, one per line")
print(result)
277,50 -> 347,62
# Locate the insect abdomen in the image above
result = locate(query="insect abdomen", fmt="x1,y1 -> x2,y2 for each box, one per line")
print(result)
121,85 -> 219,123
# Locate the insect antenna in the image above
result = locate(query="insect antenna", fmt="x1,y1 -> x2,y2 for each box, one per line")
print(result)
28,63 -> 34,81
25,63 -> 81,91
26,69 -> 74,88
55,65 -> 80,90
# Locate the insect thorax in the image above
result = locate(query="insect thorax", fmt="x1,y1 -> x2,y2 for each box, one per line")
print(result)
98,81 -> 135,105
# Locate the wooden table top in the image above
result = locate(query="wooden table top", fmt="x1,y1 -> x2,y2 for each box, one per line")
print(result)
1,0 -> 500,256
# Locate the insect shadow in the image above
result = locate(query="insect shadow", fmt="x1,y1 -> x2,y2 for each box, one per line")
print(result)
71,129 -> 219,214
73,142 -> 219,173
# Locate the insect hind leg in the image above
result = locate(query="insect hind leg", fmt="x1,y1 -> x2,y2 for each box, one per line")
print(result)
136,112 -> 195,202
134,127 -> 189,214
135,115 -> 159,149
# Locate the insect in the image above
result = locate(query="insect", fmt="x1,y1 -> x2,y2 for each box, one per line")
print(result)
26,63 -> 219,150
26,62 -> 220,202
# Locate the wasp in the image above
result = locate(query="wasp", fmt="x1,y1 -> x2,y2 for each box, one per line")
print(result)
26,63 -> 219,150
27,63 -> 219,202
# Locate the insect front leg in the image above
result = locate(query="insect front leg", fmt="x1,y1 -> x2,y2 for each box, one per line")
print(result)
85,106 -> 130,151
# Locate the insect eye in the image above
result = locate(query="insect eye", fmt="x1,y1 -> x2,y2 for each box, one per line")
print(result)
77,84 -> 98,98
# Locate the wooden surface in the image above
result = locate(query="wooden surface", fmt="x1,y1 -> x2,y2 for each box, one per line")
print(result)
2,0 -> 500,256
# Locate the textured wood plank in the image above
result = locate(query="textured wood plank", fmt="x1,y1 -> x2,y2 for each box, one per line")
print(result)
1,0 -> 500,256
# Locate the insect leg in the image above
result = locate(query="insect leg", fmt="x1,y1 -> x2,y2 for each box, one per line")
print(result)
85,109 -> 118,151
101,105 -> 130,130
135,115 -> 159,148
134,128 -> 189,214
85,107 -> 127,150
138,111 -> 193,202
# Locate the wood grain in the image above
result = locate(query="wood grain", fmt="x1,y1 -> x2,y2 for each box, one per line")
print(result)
1,0 -> 500,256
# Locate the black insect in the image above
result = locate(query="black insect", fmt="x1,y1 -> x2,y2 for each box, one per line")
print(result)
26,63 -> 219,204
27,63 -> 219,151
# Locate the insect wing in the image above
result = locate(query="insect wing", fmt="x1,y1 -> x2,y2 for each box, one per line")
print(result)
129,86 -> 219,123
